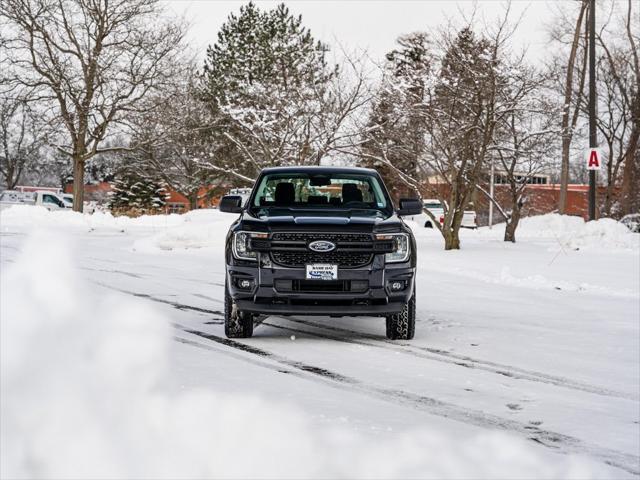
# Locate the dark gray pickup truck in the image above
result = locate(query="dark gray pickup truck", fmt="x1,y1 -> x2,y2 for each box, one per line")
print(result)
219,166 -> 421,340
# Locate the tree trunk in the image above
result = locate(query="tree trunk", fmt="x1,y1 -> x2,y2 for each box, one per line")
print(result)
189,190 -> 198,210
443,228 -> 460,250
603,179 -> 614,217
72,155 -> 85,212
504,207 -> 521,243
442,207 -> 464,250
559,1 -> 588,214
620,123 -> 640,215
6,166 -> 17,189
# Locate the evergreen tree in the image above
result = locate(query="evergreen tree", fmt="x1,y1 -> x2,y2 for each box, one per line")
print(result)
203,2 -> 329,103
361,33 -> 431,199
201,2 -> 335,177
109,169 -> 168,215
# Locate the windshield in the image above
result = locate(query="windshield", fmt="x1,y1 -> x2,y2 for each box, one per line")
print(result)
250,172 -> 392,215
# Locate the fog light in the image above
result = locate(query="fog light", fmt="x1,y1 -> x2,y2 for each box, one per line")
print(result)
236,278 -> 254,290
390,281 -> 406,291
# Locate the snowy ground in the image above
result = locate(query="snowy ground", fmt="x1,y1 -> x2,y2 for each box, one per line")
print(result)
1,206 -> 638,479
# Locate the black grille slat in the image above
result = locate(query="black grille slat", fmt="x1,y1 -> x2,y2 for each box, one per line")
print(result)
272,251 -> 372,268
270,232 -> 374,268
271,232 -> 371,243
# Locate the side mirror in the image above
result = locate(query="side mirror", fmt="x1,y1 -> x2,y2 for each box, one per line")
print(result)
219,195 -> 244,213
397,198 -> 423,216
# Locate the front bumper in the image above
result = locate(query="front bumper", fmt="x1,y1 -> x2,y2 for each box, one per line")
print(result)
227,254 -> 415,317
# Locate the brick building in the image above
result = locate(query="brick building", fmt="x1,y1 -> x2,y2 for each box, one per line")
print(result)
64,182 -> 231,214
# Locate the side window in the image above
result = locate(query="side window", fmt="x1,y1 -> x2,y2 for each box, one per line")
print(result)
43,194 -> 64,207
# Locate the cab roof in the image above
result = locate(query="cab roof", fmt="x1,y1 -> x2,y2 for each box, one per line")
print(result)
258,166 -> 379,176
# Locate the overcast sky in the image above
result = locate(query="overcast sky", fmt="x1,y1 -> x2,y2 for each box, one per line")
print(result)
165,0 -> 563,67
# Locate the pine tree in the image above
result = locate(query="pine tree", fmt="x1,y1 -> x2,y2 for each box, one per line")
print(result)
201,2 -> 334,177
361,33 -> 431,199
203,3 -> 329,102
109,169 -> 168,216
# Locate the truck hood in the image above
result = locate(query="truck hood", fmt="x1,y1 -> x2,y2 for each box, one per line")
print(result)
239,210 -> 406,233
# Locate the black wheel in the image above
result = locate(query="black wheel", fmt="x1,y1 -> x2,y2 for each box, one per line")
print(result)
385,288 -> 415,340
424,221 -> 433,228
224,281 -> 254,338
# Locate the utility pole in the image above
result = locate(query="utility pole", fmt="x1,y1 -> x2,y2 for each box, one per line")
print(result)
588,0 -> 597,220
488,157 -> 494,229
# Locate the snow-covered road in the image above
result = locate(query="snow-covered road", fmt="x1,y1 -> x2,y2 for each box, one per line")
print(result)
1,207 -> 638,478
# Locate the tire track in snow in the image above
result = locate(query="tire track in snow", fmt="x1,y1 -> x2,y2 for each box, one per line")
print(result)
94,281 -> 224,316
175,324 -> 639,477
97,279 -> 637,401
95,283 -> 640,475
276,316 -> 638,402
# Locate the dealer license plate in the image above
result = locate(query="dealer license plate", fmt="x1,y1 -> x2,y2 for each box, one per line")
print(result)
305,264 -> 338,280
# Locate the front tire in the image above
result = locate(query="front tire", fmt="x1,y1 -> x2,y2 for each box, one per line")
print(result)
385,289 -> 415,340
224,281 -> 254,338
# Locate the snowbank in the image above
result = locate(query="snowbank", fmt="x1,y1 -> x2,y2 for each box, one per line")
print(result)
0,232 -> 603,479
508,214 -> 639,250
476,214 -> 639,251
407,213 -> 640,251
0,205 -> 232,252
4,206 -> 636,253
131,210 -> 231,253
0,205 -> 187,231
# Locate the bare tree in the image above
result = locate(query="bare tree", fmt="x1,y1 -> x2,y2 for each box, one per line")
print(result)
569,0 -> 639,217
0,95 -> 48,188
131,55 -> 374,208
422,25 -> 508,250
552,0 -> 589,214
617,0 -> 640,215
590,45 -> 633,216
480,70 -> 559,242
124,64 -> 255,209
0,0 -> 186,211
359,7 -> 558,250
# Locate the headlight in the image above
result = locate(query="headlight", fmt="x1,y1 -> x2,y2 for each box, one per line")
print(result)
232,231 -> 266,261
377,233 -> 410,263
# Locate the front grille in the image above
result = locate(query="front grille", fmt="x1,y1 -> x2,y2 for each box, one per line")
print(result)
270,232 -> 374,268
271,250 -> 372,268
271,232 -> 372,243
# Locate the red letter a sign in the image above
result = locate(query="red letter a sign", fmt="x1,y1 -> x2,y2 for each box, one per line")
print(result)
585,148 -> 601,170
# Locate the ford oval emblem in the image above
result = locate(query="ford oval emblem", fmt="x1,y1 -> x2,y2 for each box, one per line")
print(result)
308,240 -> 336,253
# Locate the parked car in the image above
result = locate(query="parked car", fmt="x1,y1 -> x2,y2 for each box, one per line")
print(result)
60,194 -> 74,208
0,190 -> 66,211
620,213 -> 640,233
226,187 -> 253,207
14,185 -> 62,194
417,199 -> 477,229
218,166 -> 421,340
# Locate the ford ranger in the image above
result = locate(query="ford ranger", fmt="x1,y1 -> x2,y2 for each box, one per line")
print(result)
219,166 -> 422,340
